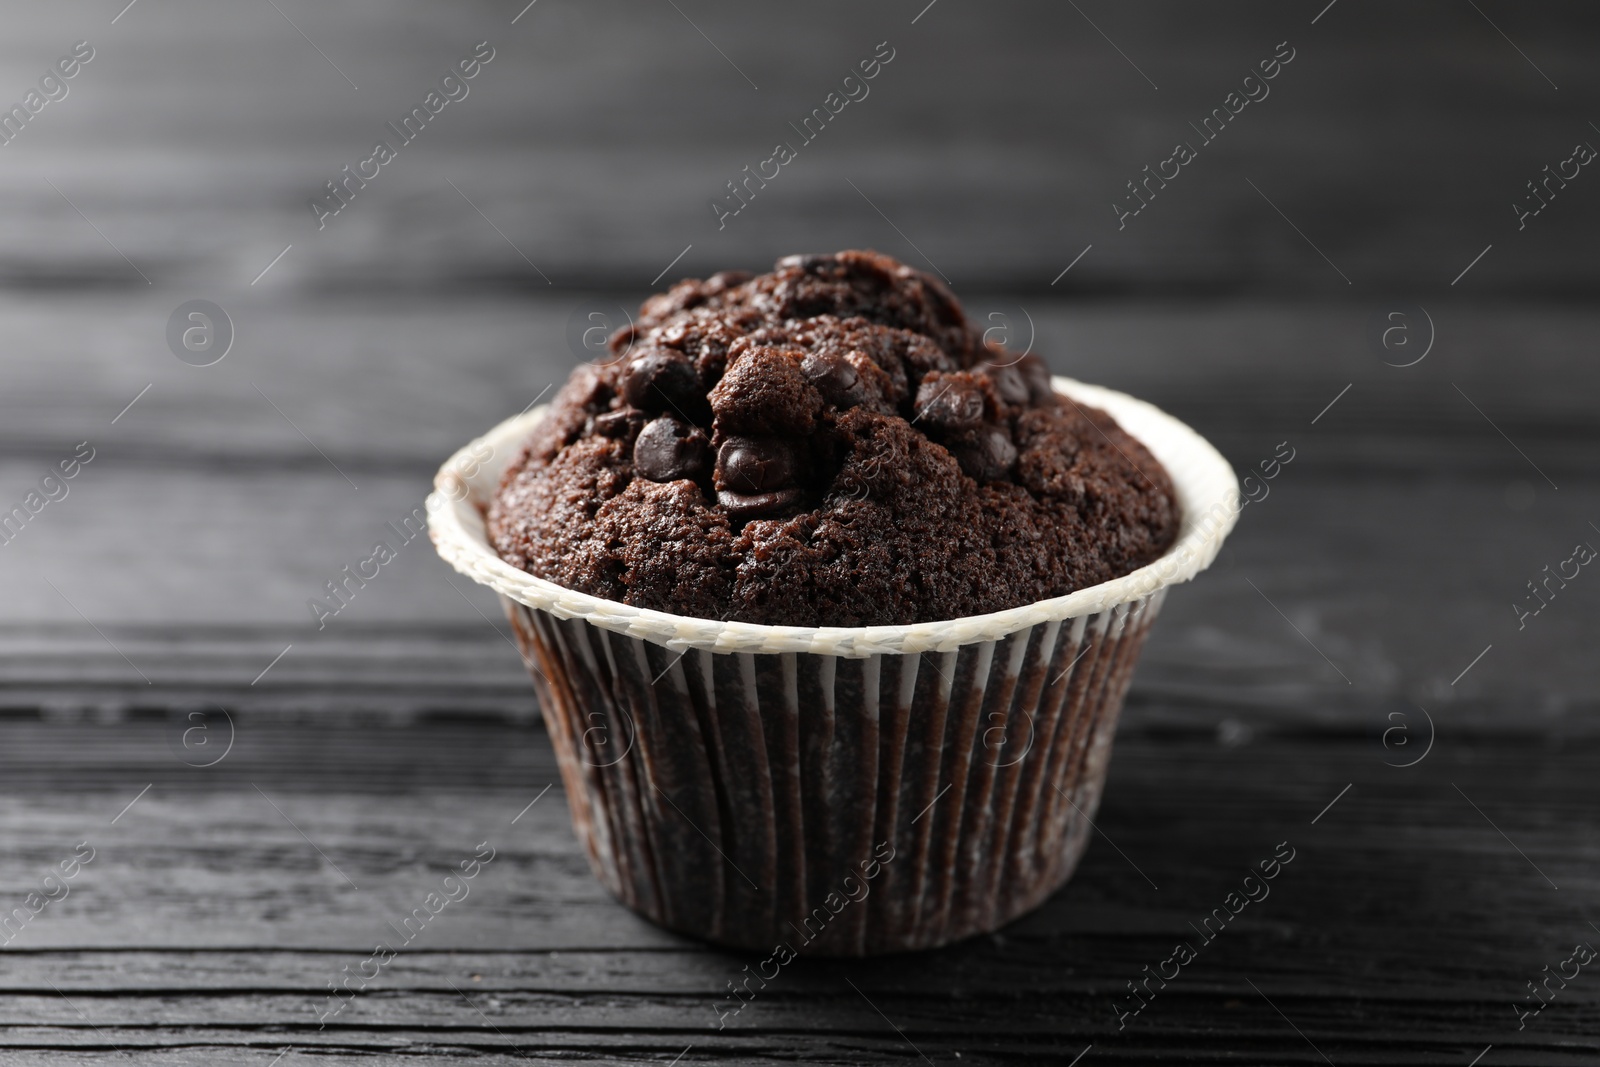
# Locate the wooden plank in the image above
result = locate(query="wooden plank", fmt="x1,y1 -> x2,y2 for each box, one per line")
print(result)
0,2 -> 1593,293
0,463 -> 1594,719
1,297 -> 1596,468
0,721 -> 1594,1061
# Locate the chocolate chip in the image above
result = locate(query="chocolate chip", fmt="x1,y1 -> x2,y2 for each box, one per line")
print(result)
593,408 -> 643,439
800,350 -> 867,408
950,427 -> 1018,482
979,362 -> 1030,408
913,376 -> 986,432
717,487 -> 804,520
715,436 -> 796,494
633,416 -> 709,482
621,347 -> 705,417
1017,354 -> 1056,406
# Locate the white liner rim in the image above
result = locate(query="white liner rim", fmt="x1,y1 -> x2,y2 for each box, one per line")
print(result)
428,375 -> 1239,658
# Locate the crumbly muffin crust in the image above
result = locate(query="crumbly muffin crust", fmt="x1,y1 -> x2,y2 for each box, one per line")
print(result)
488,250 -> 1179,626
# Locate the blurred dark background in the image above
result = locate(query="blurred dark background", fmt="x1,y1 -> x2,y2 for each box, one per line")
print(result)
2,2 -> 1597,1062
4,0 -> 1596,291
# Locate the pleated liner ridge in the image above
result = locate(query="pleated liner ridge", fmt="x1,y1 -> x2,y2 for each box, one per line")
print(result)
505,587 -> 1166,956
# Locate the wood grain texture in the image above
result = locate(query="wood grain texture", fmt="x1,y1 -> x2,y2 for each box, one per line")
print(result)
1,0 -> 1595,1058
0,718 -> 1595,1063
0,1 -> 1594,294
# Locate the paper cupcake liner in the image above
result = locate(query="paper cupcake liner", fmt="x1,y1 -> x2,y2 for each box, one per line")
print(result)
504,588 -> 1163,953
431,376 -> 1238,954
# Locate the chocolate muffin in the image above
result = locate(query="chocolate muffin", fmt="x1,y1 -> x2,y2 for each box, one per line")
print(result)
488,250 -> 1179,627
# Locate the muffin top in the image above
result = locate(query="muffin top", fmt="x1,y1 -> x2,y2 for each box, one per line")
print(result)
488,250 -> 1179,627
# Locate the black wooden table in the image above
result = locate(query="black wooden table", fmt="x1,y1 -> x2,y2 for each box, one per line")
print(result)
3,1 -> 1598,1063
6,293 -> 1595,1065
